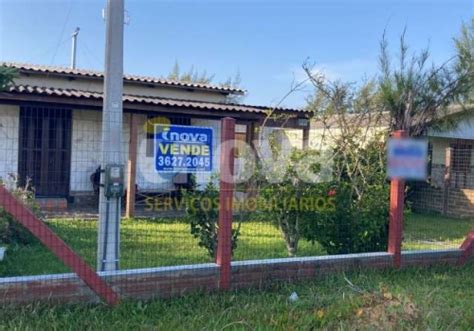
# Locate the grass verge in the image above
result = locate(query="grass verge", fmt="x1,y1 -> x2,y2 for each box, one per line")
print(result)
0,263 -> 472,330
0,212 -> 472,276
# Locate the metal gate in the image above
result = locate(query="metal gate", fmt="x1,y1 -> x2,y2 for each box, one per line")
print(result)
18,105 -> 72,197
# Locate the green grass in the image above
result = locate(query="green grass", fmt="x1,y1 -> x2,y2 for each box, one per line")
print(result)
0,213 -> 472,277
0,263 -> 473,330
0,219 -> 325,277
403,213 -> 473,250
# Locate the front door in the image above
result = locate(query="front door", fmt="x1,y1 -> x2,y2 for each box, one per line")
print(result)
18,106 -> 72,197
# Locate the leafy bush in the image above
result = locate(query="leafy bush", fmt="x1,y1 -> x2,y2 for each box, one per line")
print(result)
301,182 -> 389,254
301,137 -> 390,254
0,175 -> 40,246
182,181 -> 241,258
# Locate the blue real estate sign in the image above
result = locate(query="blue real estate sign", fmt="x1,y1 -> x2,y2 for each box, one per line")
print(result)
387,138 -> 428,180
155,124 -> 213,173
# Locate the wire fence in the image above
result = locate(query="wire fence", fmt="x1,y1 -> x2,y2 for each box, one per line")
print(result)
0,108 -> 472,304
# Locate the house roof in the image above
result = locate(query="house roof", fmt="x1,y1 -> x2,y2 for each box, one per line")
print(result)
5,84 -> 305,115
1,62 -> 246,95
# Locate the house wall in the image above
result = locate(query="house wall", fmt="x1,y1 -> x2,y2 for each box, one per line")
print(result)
190,118 -> 222,188
0,104 -> 19,189
257,126 -> 303,158
69,110 -> 130,194
427,136 -> 474,188
410,135 -> 474,218
69,111 -> 224,196
308,125 -> 387,150
14,75 -> 229,103
0,105 -> 307,200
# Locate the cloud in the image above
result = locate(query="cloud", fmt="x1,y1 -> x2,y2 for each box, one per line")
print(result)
268,57 -> 379,108
279,58 -> 379,85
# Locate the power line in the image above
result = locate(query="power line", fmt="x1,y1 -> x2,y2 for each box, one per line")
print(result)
26,37 -> 70,64
50,0 -> 74,66
82,40 -> 104,68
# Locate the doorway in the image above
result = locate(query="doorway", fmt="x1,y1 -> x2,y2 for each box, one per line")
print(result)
18,105 -> 72,197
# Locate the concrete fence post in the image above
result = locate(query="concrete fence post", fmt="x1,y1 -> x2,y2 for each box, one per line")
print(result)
216,117 -> 235,289
388,129 -> 407,268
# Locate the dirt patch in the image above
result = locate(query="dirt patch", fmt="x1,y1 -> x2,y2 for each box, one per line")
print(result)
352,287 -> 420,330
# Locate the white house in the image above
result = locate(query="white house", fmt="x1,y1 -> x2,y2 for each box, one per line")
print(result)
0,63 -> 310,211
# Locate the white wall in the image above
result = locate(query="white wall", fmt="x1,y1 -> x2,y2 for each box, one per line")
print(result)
70,110 -> 129,193
0,105 -> 19,188
257,126 -> 303,160
71,111 -> 189,193
135,114 -> 175,192
190,118 -> 221,188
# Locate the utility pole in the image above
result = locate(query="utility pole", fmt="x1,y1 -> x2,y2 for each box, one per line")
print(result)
70,27 -> 80,69
97,0 -> 125,272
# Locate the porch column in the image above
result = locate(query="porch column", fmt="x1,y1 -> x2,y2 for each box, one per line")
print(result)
443,146 -> 453,215
125,113 -> 139,218
247,122 -> 258,151
302,126 -> 310,149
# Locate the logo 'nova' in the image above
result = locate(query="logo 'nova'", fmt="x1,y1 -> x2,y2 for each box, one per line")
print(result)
161,131 -> 209,143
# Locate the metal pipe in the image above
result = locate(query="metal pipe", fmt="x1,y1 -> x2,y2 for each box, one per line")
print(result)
70,27 -> 80,69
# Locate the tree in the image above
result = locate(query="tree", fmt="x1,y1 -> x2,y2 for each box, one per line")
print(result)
454,18 -> 474,103
166,60 -> 242,89
167,60 -> 215,85
303,68 -> 387,200
258,148 -> 324,256
0,65 -> 17,91
166,61 -> 243,103
378,28 -> 472,136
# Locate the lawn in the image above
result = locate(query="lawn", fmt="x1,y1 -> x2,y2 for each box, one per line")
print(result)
0,263 -> 473,330
403,213 -> 473,250
0,213 -> 472,277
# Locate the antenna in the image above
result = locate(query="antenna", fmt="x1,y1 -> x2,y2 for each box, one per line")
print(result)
70,27 -> 80,69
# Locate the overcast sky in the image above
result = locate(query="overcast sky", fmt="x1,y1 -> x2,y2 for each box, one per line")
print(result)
0,0 -> 472,108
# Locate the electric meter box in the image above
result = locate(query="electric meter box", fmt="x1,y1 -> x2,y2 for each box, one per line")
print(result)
103,164 -> 125,198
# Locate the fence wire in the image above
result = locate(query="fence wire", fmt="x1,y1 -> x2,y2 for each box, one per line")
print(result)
0,108 -> 472,304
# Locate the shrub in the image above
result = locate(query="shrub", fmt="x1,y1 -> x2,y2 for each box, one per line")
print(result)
301,182 -> 389,254
182,181 -> 241,259
301,137 -> 390,255
0,175 -> 40,246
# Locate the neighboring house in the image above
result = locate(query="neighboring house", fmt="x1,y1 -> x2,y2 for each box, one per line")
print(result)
304,108 -> 474,219
411,108 -> 474,218
307,112 -> 389,150
0,63 -> 310,210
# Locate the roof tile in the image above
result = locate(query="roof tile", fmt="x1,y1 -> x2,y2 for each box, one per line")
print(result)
1,62 -> 246,94
6,84 -> 305,114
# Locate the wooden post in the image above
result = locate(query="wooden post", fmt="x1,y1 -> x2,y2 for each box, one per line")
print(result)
388,130 -> 407,268
302,125 -> 310,149
125,114 -> 138,218
216,117 -> 235,290
443,147 -> 452,216
246,122 -> 255,147
458,230 -> 474,265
